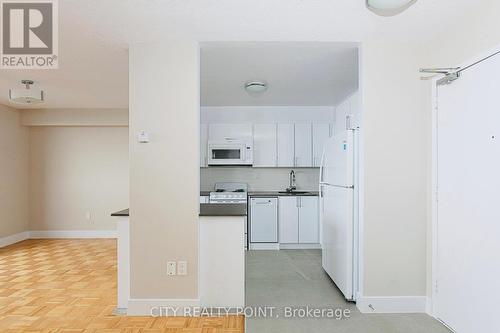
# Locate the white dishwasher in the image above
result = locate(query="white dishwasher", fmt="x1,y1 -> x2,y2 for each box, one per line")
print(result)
250,197 -> 278,243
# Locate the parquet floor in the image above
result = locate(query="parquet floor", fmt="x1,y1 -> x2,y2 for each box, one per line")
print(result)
0,239 -> 244,333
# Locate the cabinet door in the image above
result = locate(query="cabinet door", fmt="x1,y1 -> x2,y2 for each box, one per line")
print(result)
294,123 -> 312,167
208,123 -> 252,141
200,124 -> 208,167
312,123 -> 331,167
253,124 -> 277,167
277,123 -> 295,167
298,196 -> 319,243
279,197 -> 299,243
250,198 -> 278,243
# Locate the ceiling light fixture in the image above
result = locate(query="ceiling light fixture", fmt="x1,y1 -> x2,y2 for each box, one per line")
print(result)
245,81 -> 268,95
366,0 -> 417,16
9,80 -> 44,105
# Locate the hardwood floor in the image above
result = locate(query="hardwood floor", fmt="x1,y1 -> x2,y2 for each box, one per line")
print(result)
0,239 -> 244,332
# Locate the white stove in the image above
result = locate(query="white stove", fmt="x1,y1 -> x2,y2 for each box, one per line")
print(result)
209,182 -> 248,204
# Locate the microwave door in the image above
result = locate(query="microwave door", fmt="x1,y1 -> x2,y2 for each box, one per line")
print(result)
212,148 -> 241,160
208,145 -> 244,165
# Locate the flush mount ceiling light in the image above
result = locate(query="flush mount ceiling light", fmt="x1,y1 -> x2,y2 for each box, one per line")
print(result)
244,81 -> 268,95
366,0 -> 417,16
9,80 -> 44,105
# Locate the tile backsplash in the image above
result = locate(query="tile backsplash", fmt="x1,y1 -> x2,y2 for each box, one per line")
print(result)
200,167 -> 319,191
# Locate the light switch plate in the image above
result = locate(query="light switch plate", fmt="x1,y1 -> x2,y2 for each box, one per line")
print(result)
177,261 -> 187,275
167,261 -> 176,276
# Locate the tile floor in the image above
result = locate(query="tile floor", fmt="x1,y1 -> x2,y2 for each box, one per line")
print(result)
245,249 -> 450,333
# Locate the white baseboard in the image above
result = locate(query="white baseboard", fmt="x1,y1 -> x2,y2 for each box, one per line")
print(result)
29,230 -> 117,239
0,231 -> 30,248
249,243 -> 280,250
356,296 -> 427,313
279,243 -> 321,250
127,298 -> 200,316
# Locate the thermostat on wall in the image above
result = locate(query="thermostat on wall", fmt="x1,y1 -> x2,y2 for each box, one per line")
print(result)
138,131 -> 149,143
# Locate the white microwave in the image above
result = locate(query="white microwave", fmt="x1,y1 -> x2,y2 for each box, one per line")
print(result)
208,139 -> 253,166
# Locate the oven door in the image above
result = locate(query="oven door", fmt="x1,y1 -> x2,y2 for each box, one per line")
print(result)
208,143 -> 247,165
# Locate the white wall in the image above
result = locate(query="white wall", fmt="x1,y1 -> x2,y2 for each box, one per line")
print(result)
201,106 -> 335,123
129,41 -> 199,300
0,105 -> 29,239
29,126 -> 129,231
361,41 -> 429,297
21,108 -> 128,127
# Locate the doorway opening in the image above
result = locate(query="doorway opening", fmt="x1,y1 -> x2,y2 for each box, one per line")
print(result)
199,41 -> 363,331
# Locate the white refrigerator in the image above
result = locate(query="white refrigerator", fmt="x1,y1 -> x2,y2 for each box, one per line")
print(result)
319,128 -> 358,301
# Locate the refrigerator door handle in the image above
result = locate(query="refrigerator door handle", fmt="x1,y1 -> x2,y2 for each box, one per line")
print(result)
319,182 -> 354,189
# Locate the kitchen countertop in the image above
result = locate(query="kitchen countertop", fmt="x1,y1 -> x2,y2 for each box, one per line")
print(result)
111,209 -> 129,216
199,203 -> 247,216
201,191 -> 319,197
248,191 -> 319,197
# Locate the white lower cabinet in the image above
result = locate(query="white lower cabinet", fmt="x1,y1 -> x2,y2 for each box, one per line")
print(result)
278,197 -> 299,243
279,196 -> 319,245
298,196 -> 319,243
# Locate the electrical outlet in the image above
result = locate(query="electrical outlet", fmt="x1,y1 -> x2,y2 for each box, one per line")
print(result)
167,261 -> 176,276
85,211 -> 91,221
177,261 -> 187,275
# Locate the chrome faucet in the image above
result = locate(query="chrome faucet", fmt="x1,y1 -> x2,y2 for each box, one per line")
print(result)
287,170 -> 297,192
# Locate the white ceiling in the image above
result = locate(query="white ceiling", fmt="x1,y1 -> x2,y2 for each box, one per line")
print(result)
201,43 -> 358,106
0,0 -> 487,109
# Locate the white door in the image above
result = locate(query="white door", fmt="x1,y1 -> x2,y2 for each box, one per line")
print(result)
294,123 -> 312,167
277,123 -> 295,167
312,123 -> 331,167
279,196 -> 299,243
298,196 -> 319,243
435,53 -> 500,333
253,124 -> 277,167
200,124 -> 208,167
250,198 -> 278,243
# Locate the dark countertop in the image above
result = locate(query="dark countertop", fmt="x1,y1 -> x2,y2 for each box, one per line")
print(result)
111,209 -> 129,217
248,191 -> 319,197
199,203 -> 247,216
201,191 -> 319,197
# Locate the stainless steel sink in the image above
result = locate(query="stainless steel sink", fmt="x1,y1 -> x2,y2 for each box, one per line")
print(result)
278,191 -> 311,195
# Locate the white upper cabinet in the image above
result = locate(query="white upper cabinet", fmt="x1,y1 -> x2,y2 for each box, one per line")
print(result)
277,123 -> 295,167
200,123 -> 208,167
203,121 -> 332,168
294,123 -> 312,167
208,123 -> 253,141
253,124 -> 277,167
312,123 -> 331,167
